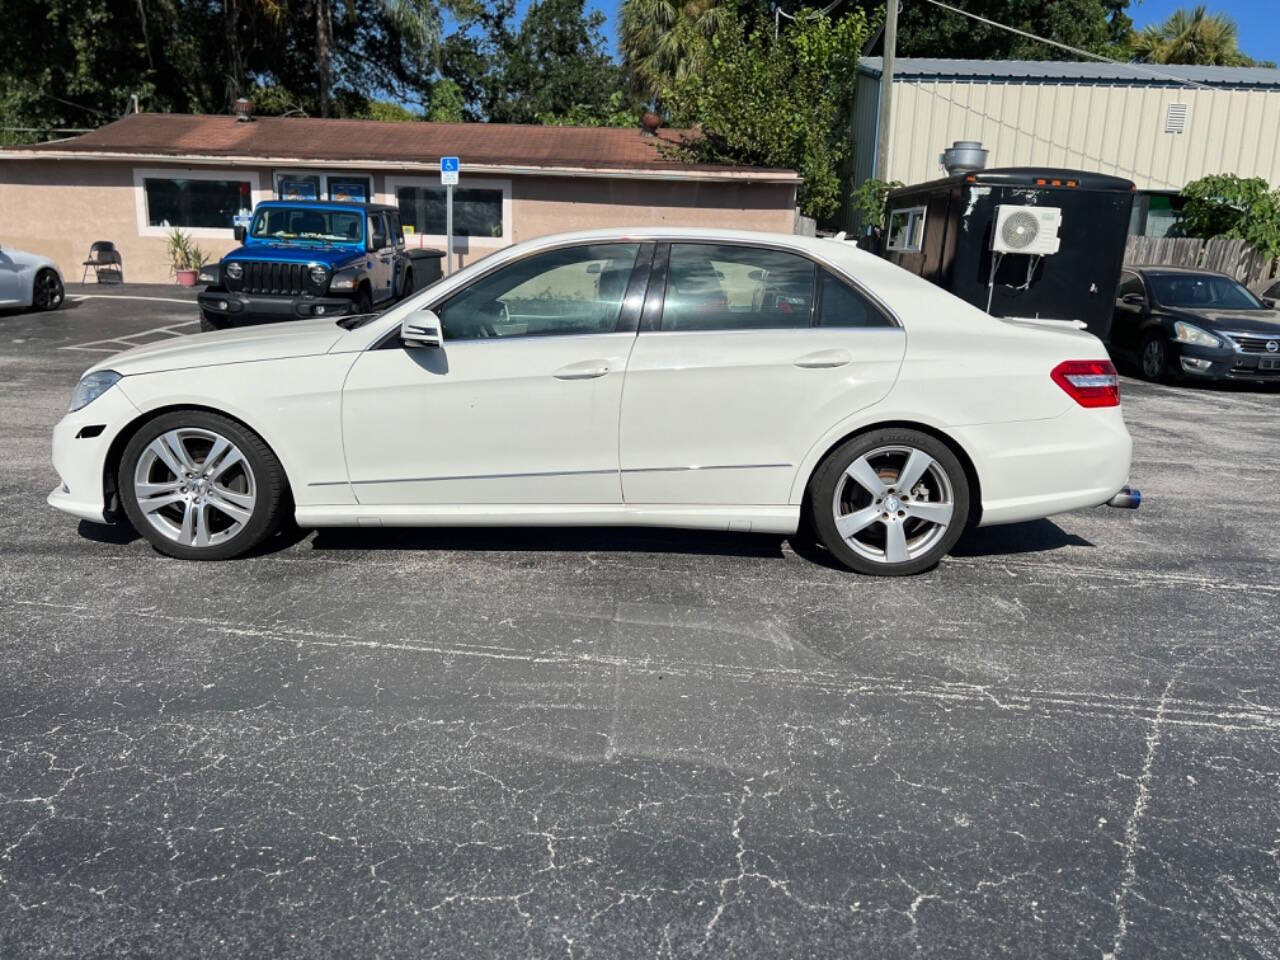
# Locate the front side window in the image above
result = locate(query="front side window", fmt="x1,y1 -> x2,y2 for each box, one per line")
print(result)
439,244 -> 640,341
396,185 -> 504,238
817,270 -> 892,327
886,207 -> 926,252
251,207 -> 363,243
661,244 -> 815,331
144,178 -> 252,230
369,214 -> 388,250
1147,273 -> 1262,310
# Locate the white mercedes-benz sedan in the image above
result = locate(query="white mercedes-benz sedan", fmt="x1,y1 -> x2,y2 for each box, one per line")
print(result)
49,228 -> 1135,575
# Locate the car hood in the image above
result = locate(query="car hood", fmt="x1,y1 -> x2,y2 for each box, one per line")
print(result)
226,244 -> 364,268
1166,307 -> 1280,334
90,317 -> 348,377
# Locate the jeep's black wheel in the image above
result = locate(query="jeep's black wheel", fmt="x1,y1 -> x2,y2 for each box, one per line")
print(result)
200,309 -> 231,332
354,286 -> 373,315
400,269 -> 414,299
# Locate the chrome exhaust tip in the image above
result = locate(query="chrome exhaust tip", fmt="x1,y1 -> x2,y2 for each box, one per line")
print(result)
1107,485 -> 1141,509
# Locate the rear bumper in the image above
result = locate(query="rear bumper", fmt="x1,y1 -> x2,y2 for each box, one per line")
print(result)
953,404 -> 1133,527
198,291 -> 353,321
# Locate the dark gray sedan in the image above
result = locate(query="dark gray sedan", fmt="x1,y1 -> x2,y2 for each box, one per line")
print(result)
1111,266 -> 1280,383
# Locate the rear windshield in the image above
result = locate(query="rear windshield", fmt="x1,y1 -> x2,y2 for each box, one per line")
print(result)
1147,274 -> 1263,310
251,207 -> 363,244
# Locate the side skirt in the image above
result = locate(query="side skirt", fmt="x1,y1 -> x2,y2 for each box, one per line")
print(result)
294,503 -> 801,535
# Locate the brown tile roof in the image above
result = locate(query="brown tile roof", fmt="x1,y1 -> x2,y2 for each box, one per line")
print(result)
22,112 -> 796,179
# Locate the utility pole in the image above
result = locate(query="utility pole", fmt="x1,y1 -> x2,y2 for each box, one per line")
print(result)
874,0 -> 899,180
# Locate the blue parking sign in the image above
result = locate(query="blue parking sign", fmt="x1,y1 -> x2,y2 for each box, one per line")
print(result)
440,156 -> 460,185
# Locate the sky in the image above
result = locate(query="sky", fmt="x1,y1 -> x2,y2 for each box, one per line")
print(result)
585,0 -> 1280,66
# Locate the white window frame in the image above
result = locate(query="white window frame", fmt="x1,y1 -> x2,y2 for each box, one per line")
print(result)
386,175 -> 512,249
885,205 -> 927,253
134,167 -> 263,239
272,169 -> 376,203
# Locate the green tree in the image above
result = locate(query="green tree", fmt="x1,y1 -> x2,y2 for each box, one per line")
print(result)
885,0 -> 1134,60
1132,5 -> 1259,67
662,8 -> 870,221
849,177 -> 904,235
427,78 -> 466,122
619,0 -> 731,99
1181,174 -> 1280,259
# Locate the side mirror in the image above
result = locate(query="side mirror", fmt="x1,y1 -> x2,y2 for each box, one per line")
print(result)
747,269 -> 765,281
1263,297 -> 1277,309
401,308 -> 443,349
234,225 -> 247,243
1121,292 -> 1145,307
585,262 -> 602,275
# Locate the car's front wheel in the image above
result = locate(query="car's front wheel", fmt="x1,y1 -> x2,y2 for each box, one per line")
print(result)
808,429 -> 970,576
200,309 -> 232,332
32,268 -> 64,311
118,411 -> 288,560
1139,333 -> 1173,383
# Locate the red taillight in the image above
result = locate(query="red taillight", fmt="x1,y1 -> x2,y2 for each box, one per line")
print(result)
1051,359 -> 1120,408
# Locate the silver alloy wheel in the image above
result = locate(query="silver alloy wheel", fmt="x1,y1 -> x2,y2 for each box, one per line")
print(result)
1142,339 -> 1164,379
132,428 -> 256,548
831,444 -> 955,565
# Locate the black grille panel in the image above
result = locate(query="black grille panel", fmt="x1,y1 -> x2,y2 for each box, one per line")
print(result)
1226,333 -> 1280,354
239,261 -> 306,296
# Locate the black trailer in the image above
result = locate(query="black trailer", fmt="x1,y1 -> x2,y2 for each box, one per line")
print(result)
878,168 -> 1135,338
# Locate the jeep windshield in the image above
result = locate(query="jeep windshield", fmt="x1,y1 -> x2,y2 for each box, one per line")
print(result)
251,208 -> 363,244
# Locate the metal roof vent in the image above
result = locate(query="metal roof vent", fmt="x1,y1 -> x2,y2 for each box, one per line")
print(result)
940,140 -> 988,176
233,98 -> 255,122
1165,103 -> 1188,134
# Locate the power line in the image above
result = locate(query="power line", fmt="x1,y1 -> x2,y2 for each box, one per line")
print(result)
920,0 -> 1215,90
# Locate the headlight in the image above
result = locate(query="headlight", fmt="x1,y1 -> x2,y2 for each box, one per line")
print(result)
69,370 -> 122,412
225,261 -> 243,280
1173,321 -> 1221,348
330,274 -> 355,291
197,266 -> 219,284
309,264 -> 328,286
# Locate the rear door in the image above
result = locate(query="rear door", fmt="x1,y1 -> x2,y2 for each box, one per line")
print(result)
367,212 -> 395,303
619,242 -> 906,506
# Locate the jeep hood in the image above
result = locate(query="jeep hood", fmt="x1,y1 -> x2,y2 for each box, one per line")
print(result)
225,244 -> 365,269
89,317 -> 348,377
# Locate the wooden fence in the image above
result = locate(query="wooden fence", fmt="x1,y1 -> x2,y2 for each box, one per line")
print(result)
1124,235 -> 1278,287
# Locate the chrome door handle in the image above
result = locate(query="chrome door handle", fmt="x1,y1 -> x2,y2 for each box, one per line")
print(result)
793,349 -> 852,369
553,360 -> 611,380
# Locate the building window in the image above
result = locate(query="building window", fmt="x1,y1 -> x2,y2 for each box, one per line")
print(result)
273,171 -> 373,203
396,185 -> 505,238
886,206 -> 926,253
142,177 -> 252,230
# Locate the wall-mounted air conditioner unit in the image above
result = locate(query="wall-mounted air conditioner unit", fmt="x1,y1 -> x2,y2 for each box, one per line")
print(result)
992,204 -> 1062,255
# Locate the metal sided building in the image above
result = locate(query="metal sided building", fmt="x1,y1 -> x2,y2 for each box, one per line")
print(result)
852,58 -> 1280,234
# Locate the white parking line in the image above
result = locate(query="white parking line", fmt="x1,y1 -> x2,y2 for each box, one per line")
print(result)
68,294 -> 198,306
62,320 -> 200,353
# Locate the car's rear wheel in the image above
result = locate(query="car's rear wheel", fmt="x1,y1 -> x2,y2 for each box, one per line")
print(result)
400,269 -> 414,298
118,411 -> 288,560
808,429 -> 970,576
1139,333 -> 1173,383
32,268 -> 64,311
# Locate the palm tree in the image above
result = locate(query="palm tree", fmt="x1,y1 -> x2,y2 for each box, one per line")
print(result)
1132,5 -> 1255,67
620,0 -> 727,99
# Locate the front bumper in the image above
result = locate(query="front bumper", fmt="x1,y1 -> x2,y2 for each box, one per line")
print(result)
48,382 -> 142,524
198,291 -> 353,322
1174,341 -> 1280,380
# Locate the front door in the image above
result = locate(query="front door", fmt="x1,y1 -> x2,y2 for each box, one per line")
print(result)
0,250 -> 20,304
619,242 -> 907,505
341,241 -> 650,505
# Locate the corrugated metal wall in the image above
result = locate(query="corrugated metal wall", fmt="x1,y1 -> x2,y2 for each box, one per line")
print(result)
862,78 -> 1280,190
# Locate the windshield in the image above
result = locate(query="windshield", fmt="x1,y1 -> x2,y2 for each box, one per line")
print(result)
1147,273 -> 1263,310
251,207 -> 363,244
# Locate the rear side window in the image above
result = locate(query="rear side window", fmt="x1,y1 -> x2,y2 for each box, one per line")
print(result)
1116,272 -> 1144,298
661,243 -> 815,331
817,270 -> 893,327
369,214 -> 388,250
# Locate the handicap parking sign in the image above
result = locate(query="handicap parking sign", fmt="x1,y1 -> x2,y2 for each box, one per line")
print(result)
440,156 -> 460,185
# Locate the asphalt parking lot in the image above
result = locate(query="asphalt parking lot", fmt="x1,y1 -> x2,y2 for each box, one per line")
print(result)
2,290 -> 1278,959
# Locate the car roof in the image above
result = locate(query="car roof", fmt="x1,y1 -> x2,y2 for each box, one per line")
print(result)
257,199 -> 396,213
1125,264 -> 1235,279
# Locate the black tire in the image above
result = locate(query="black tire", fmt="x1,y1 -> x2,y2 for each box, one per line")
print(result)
32,268 -> 64,311
200,309 -> 232,332
354,285 -> 373,315
400,269 -> 414,299
807,428 -> 970,577
118,410 -> 289,561
1139,332 -> 1173,383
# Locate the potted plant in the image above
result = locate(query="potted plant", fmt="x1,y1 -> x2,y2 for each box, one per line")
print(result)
166,228 -> 208,286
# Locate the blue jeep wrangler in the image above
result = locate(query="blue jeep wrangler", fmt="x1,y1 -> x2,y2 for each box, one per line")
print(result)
197,200 -> 441,331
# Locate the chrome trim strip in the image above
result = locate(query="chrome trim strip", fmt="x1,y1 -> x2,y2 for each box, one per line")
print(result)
310,467 -> 617,487
309,462 -> 792,487
622,463 -> 791,474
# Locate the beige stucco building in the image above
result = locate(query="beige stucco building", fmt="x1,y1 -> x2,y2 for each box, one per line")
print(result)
0,113 -> 800,283
853,58 -> 1280,233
